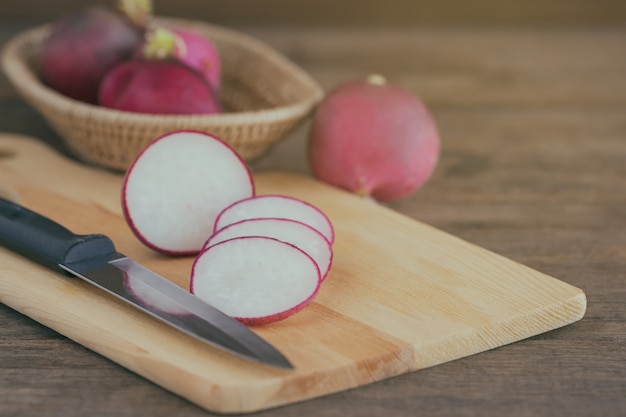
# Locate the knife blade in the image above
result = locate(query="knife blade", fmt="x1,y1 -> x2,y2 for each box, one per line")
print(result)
0,197 -> 293,369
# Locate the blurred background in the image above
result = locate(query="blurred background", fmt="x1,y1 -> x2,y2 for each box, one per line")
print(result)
1,0 -> 626,27
1,0 -> 625,172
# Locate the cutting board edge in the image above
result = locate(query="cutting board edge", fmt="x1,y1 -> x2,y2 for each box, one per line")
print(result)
0,264 -> 416,414
0,134 -> 591,414
0,285 -> 587,414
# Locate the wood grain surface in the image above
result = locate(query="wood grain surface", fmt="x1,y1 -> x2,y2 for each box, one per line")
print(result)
1,19 -> 625,417
0,134 -> 586,413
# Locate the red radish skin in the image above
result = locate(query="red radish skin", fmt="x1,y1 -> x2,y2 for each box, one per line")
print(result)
138,27 -> 221,91
121,130 -> 254,255
203,218 -> 333,281
39,6 -> 145,104
191,237 -> 321,326
173,28 -> 221,90
214,195 -> 335,244
309,74 -> 441,202
99,60 -> 221,114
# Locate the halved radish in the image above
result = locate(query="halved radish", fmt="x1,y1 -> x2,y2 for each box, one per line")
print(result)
122,130 -> 254,255
214,195 -> 335,244
203,218 -> 333,280
191,236 -> 321,325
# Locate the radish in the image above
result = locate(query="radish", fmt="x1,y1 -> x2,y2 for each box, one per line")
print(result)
121,130 -> 254,255
309,74 -> 441,202
39,1 -> 151,104
214,195 -> 335,244
98,59 -> 221,114
137,27 -> 221,91
191,236 -> 321,326
204,218 -> 333,280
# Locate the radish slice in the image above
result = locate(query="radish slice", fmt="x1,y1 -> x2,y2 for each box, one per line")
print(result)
214,195 -> 335,244
203,218 -> 333,280
121,130 -> 254,255
191,236 -> 321,326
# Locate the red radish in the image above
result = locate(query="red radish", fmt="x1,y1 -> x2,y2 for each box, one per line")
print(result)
191,236 -> 321,326
121,130 -> 254,255
204,218 -> 333,280
39,1 -> 151,104
214,195 -> 335,244
98,59 -> 221,114
309,74 -> 441,202
137,27 -> 221,91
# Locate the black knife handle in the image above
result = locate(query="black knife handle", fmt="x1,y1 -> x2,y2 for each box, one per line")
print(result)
0,197 -> 117,272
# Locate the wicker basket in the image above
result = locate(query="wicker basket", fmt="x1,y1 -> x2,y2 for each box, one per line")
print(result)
1,17 -> 324,171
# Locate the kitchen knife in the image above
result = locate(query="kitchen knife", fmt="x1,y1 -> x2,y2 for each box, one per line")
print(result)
0,197 -> 293,369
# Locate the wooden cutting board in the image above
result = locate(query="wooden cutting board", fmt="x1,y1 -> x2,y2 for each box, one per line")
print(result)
0,134 -> 586,414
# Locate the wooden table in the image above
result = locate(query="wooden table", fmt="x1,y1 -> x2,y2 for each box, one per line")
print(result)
1,23 -> 625,416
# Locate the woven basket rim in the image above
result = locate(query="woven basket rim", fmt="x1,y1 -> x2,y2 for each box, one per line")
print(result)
1,20 -> 324,125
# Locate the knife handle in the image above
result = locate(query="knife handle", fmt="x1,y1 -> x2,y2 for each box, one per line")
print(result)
0,197 -> 117,271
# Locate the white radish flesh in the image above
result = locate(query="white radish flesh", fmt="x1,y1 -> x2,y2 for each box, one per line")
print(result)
191,236 -> 321,325
214,195 -> 335,244
204,218 -> 333,280
121,130 -> 254,255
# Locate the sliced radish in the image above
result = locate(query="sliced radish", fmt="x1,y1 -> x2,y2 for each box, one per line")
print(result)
204,218 -> 333,280
191,236 -> 321,326
122,130 -> 254,255
214,195 -> 335,244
